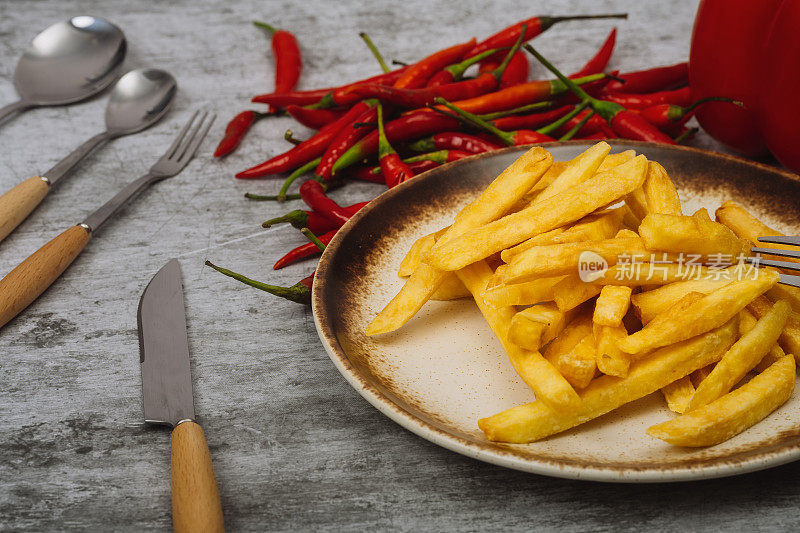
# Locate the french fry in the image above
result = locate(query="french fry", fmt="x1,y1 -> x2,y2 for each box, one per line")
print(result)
533,142 -> 611,203
619,271 -> 778,355
481,276 -> 563,308
593,285 -> 632,327
598,150 -> 636,172
427,155 -> 648,272
366,147 -> 553,335
748,295 -> 800,362
512,162 -> 568,210
624,186 -> 649,222
555,334 -> 597,389
398,228 -> 446,277
737,308 -> 786,372
457,260 -> 581,412
591,263 -> 716,287
430,274 -> 471,301
661,377 -> 695,414
642,161 -> 682,216
501,235 -> 648,283
479,319 -> 738,443
767,285 -> 800,315
687,299 -> 791,411
542,310 -> 594,380
647,355 -> 796,447
553,275 -> 601,312
594,323 -> 630,377
690,364 -> 715,388
630,264 -> 751,324
715,201 -> 798,264
638,212 -> 748,257
500,207 -> 624,263
508,303 -> 569,351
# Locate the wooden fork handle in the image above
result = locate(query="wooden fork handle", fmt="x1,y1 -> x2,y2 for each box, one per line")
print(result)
0,224 -> 90,329
0,176 -> 50,243
171,421 -> 225,533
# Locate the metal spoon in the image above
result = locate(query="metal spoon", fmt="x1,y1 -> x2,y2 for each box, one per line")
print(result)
0,68 -> 177,243
0,16 -> 127,123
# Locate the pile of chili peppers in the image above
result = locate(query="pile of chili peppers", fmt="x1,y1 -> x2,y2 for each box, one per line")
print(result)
208,13 -> 736,303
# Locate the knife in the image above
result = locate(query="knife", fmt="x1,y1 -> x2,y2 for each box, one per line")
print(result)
138,259 -> 224,533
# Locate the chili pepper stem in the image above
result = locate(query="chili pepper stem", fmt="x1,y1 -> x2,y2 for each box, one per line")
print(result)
359,32 -> 390,73
278,157 -> 322,202
559,110 -> 595,140
536,101 -> 589,135
674,127 -> 698,144
680,96 -> 745,118
253,21 -> 278,36
479,101 -> 553,120
490,24 -> 528,81
376,103 -> 396,157
539,13 -> 628,31
301,228 -> 328,251
263,209 -> 307,229
433,97 -> 514,146
446,48 -> 505,79
245,192 -> 302,201
205,260 -> 310,304
284,129 -> 304,145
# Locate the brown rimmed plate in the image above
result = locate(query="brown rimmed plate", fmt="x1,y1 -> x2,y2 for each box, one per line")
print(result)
312,141 -> 800,482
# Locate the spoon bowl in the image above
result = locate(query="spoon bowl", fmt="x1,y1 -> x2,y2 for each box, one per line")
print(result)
15,16 -> 126,106
105,69 -> 177,135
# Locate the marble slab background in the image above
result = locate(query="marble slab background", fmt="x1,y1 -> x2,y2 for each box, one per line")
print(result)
1,0 -> 796,531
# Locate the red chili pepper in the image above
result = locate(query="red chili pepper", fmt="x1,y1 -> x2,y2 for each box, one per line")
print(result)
637,97 -> 740,131
394,39 -> 476,89
404,149 -> 473,164
407,132 -> 503,154
349,165 -> 389,183
377,104 -> 416,188
569,28 -> 616,78
235,103 -> 370,179
555,108 -> 613,137
526,45 -> 675,144
603,62 -> 688,94
298,180 -> 352,226
490,105 -> 571,131
426,72 -> 606,115
434,97 -> 556,146
286,105 -> 345,129
498,52 -> 530,88
254,22 -> 302,113
576,131 -> 614,141
425,48 -> 502,88
205,261 -> 314,304
465,13 -> 627,60
331,110 -> 459,176
344,29 -> 527,109
354,159 -> 441,182
316,100 -> 379,181
251,66 -> 408,107
273,230 -> 337,270
213,110 -> 267,157
598,87 -> 691,110
263,201 -> 368,233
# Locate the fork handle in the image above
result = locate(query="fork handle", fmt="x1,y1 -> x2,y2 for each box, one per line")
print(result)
0,176 -> 50,243
0,225 -> 90,329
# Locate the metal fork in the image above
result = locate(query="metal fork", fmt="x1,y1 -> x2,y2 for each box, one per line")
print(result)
0,110 -> 215,329
749,236 -> 800,288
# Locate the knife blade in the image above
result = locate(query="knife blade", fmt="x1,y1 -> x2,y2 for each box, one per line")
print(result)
138,259 -> 224,533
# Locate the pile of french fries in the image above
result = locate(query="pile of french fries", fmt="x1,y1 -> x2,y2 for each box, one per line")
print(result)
367,142 -> 800,447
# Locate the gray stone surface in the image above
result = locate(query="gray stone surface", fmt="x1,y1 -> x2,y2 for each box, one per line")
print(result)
0,0 -> 794,531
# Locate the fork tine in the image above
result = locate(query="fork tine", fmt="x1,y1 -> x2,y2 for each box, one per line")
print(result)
746,257 -> 800,272
758,236 -> 800,246
175,111 -> 209,161
166,110 -> 199,160
751,246 -> 800,260
779,273 -> 800,288
178,113 -> 216,164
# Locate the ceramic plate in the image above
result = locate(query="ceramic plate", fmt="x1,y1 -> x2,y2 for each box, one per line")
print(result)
312,141 -> 800,482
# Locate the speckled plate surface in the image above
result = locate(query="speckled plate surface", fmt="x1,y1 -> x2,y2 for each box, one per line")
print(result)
312,141 -> 800,482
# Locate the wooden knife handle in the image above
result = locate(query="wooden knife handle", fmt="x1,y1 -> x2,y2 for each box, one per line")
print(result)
0,224 -> 90,329
0,176 -> 50,243
171,421 -> 224,533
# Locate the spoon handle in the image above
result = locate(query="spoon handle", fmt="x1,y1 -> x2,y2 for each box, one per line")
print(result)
0,224 -> 90,329
0,177 -> 51,243
0,100 -> 29,123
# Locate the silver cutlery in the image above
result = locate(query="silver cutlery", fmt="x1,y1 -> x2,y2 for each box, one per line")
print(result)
0,110 -> 215,329
0,16 -> 126,123
0,68 -> 177,242
750,236 -> 800,287
139,259 -> 224,533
